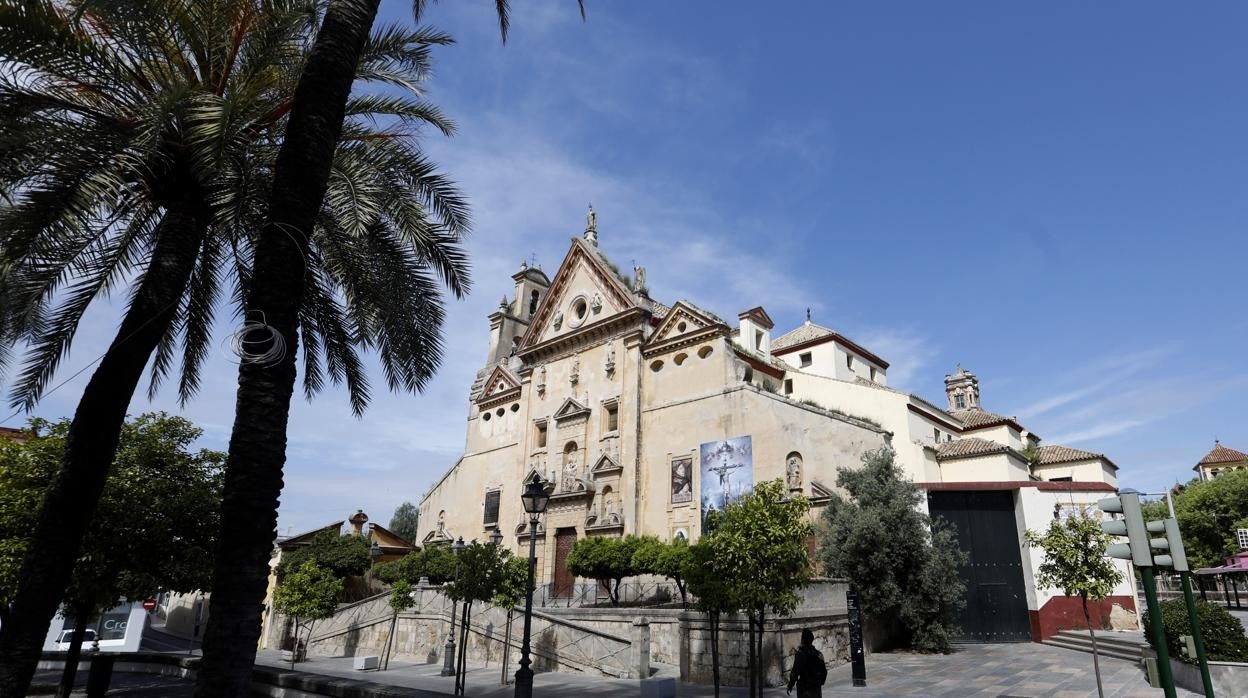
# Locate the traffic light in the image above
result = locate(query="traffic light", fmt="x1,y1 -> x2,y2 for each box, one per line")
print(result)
1098,492 -> 1152,567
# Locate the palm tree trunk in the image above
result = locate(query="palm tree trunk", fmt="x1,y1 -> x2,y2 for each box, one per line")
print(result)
55,605 -> 92,698
1083,595 -> 1105,698
193,1 -> 381,695
0,206 -> 208,697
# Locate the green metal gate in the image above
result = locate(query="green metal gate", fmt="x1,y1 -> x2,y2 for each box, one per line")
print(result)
928,490 -> 1032,642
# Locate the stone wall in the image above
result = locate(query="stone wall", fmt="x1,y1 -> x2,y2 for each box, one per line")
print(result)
274,579 -> 864,688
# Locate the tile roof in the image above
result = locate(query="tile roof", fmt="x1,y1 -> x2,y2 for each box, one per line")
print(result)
771,321 -> 890,368
936,437 -> 1011,460
1036,444 -> 1103,465
772,322 -> 837,351
949,408 -> 1017,430
1199,442 -> 1248,465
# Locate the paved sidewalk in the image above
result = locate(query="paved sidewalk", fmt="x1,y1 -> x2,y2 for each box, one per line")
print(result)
254,642 -> 1192,697
32,642 -> 1193,696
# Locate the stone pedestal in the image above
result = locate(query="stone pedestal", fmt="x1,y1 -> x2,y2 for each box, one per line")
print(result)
631,617 -> 651,679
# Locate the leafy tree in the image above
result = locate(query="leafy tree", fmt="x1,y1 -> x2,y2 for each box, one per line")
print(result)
686,537 -> 738,698
389,502 -> 420,544
1167,470 -> 1248,568
1026,513 -> 1125,698
818,448 -> 967,654
712,480 -> 812,698
373,545 -> 456,586
566,535 -> 647,605
381,580 -> 414,671
277,532 -> 371,581
633,536 -> 693,606
272,561 -> 342,669
0,2 -> 467,691
0,414 -> 223,695
444,541 -> 512,695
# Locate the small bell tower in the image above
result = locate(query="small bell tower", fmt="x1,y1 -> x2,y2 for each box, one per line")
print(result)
944,365 -> 980,411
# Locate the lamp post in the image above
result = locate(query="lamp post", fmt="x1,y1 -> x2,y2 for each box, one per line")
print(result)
514,474 -> 550,698
369,541 -> 381,565
441,536 -> 466,677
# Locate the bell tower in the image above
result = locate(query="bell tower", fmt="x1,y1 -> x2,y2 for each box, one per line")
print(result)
944,365 -> 980,411
484,261 -> 550,366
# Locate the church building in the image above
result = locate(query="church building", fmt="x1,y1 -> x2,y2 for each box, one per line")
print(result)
416,209 -> 1136,643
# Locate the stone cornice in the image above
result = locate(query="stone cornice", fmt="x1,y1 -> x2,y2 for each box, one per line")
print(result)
518,308 -> 648,363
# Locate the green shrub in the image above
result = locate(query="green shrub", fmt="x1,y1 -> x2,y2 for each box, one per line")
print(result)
1142,598 -> 1248,663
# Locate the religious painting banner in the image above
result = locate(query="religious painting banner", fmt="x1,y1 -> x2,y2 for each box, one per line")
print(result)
699,435 -> 753,527
671,456 -> 693,504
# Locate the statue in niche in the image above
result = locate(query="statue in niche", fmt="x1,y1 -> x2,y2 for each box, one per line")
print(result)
786,453 -> 803,490
562,449 -> 581,492
590,292 -> 603,314
570,352 -> 580,385
436,510 -> 446,535
553,310 -> 563,330
604,342 -> 616,374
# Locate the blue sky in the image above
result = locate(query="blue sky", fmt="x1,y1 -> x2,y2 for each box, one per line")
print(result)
5,2 -> 1247,533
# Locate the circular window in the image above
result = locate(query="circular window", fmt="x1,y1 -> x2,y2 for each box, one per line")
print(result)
677,321 -> 687,333
482,412 -> 491,421
496,407 -> 505,417
510,403 -> 520,412
567,296 -> 590,329
650,360 -> 664,372
674,352 -> 688,366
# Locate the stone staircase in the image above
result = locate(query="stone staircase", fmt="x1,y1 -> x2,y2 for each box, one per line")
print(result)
1041,629 -> 1154,662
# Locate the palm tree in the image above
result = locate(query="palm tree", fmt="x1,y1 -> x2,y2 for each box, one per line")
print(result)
194,2 -> 582,693
0,2 -> 468,693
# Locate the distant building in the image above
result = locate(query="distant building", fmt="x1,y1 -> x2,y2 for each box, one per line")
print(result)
1193,441 -> 1248,481
0,426 -> 29,443
416,209 -> 1135,642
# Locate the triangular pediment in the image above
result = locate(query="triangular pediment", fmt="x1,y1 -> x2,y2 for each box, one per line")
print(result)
519,239 -> 640,350
810,480 -> 835,500
553,397 -> 590,422
647,301 -> 721,347
475,365 -> 521,404
592,453 -> 622,475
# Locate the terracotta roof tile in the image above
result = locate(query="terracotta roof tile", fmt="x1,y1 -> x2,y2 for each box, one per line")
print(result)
1199,442 -> 1248,465
949,408 -> 1017,430
936,437 -> 1010,460
771,322 -> 890,369
1036,444 -> 1102,465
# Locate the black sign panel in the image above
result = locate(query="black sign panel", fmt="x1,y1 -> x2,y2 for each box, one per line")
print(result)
847,586 -> 866,687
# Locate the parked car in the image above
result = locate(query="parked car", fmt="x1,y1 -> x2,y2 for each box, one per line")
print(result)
55,628 -> 97,650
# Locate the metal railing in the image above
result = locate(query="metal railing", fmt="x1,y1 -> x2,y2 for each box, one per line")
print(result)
535,580 -> 681,608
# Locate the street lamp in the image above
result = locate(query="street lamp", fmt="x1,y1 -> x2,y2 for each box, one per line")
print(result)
441,536 -> 466,677
369,541 -> 381,564
514,473 -> 550,698
490,527 -> 504,547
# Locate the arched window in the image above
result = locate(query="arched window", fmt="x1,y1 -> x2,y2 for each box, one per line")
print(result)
529,290 -> 540,316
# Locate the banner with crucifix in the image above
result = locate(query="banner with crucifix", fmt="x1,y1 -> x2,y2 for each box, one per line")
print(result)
699,435 -> 753,528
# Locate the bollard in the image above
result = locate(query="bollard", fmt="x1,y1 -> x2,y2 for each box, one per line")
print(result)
631,617 -> 651,680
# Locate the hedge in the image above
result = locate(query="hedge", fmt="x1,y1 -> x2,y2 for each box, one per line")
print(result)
1141,598 -> 1248,664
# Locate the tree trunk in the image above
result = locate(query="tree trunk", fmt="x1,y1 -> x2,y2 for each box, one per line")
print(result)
709,612 -> 720,698
500,608 -> 512,685
1082,595 -> 1105,698
193,1 -> 382,695
0,206 -> 208,696
756,609 -> 765,696
382,611 -> 398,670
747,610 -> 757,698
289,617 -> 299,670
55,607 -> 92,698
456,600 -> 471,695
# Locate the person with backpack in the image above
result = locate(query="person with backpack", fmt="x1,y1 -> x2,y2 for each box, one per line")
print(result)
787,628 -> 828,698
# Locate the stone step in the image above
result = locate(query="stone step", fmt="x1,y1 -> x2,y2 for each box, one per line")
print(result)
1042,630 -> 1152,662
1042,637 -> 1144,662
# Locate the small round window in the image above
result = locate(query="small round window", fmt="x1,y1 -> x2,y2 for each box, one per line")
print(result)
567,296 -> 590,328
510,403 -> 520,412
574,299 -> 588,319
496,407 -> 505,417
482,412 -> 491,421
